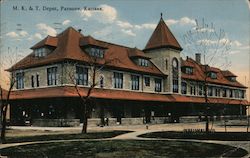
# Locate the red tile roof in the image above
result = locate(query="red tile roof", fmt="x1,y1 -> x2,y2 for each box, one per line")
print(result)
80,36 -> 107,49
181,58 -> 246,88
181,58 -> 195,67
30,36 -> 58,49
8,27 -> 164,76
144,17 -> 182,51
9,86 -> 248,105
221,70 -> 237,77
128,47 -> 150,59
201,65 -> 220,73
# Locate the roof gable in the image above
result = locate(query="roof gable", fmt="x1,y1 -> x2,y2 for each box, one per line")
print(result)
181,58 -> 246,88
31,36 -> 58,49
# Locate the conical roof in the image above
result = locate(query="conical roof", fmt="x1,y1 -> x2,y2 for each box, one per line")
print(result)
144,16 -> 182,51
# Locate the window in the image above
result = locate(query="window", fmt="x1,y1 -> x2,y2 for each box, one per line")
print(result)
172,58 -> 178,69
229,89 -> 233,98
222,88 -> 227,97
34,47 -> 49,57
239,90 -> 245,99
88,47 -> 104,58
114,72 -> 123,89
144,77 -> 150,86
184,67 -> 193,75
165,59 -> 168,70
155,78 -> 162,92
228,77 -> 236,82
47,67 -> 58,86
100,76 -> 104,88
208,86 -> 213,96
31,75 -> 34,88
138,58 -> 149,67
198,84 -> 203,95
172,58 -> 179,93
234,89 -> 239,98
190,83 -> 196,95
16,72 -> 24,89
76,66 -> 88,85
181,82 -> 187,94
209,72 -> 217,79
36,74 -> 40,87
30,75 -> 35,88
131,75 -> 139,90
173,79 -> 179,93
215,88 -> 220,97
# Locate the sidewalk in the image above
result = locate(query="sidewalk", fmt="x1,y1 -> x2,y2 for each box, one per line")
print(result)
8,122 -> 250,133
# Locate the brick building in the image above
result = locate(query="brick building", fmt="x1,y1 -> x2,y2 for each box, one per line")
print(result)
7,16 -> 248,126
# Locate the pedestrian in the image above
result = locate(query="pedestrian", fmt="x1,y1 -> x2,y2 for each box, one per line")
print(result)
105,117 -> 109,126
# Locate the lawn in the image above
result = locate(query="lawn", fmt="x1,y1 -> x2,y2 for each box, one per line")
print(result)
5,130 -> 130,143
0,140 -> 247,158
139,131 -> 250,141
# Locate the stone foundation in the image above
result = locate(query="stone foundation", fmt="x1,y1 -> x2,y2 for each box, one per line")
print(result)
32,119 -> 80,127
151,117 -> 170,124
179,116 -> 200,123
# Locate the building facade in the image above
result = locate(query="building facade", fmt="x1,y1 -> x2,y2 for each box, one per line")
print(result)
8,16 -> 248,126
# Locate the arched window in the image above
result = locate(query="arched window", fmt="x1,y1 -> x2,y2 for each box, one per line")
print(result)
172,58 -> 179,93
100,75 -> 104,88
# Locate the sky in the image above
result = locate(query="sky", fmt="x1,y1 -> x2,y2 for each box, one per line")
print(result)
0,0 -> 249,99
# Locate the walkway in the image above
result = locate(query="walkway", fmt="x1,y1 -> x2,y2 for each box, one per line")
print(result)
113,131 -> 250,157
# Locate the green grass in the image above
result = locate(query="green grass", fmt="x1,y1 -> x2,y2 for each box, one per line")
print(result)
5,131 -> 130,143
139,131 -> 250,141
0,140 -> 247,158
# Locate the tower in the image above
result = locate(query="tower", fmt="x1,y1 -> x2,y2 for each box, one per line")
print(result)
144,13 -> 183,93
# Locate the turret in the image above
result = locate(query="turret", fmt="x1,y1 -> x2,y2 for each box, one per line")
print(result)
144,13 -> 182,93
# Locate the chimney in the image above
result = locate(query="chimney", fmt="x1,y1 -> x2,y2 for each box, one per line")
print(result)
195,53 -> 201,63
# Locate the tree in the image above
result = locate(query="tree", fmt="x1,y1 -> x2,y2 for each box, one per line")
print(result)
183,18 -> 232,133
0,76 -> 15,143
0,60 -> 16,143
0,46 -> 22,143
66,55 -> 116,134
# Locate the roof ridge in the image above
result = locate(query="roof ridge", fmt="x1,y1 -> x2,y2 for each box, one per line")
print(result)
95,38 -> 135,49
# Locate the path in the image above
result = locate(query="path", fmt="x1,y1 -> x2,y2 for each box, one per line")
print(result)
112,130 -> 250,158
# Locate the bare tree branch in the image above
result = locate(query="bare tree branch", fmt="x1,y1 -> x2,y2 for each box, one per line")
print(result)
183,18 -> 232,133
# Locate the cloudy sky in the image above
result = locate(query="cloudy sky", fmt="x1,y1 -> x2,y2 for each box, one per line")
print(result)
0,0 -> 249,95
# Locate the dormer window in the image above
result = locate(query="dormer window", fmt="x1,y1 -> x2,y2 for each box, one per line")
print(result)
182,67 -> 193,75
221,71 -> 237,82
208,72 -> 217,79
35,47 -> 45,57
138,58 -> 149,67
228,76 -> 236,82
85,47 -> 105,58
34,47 -> 53,58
